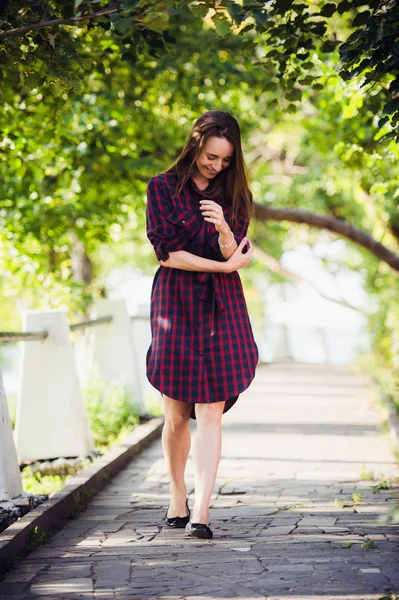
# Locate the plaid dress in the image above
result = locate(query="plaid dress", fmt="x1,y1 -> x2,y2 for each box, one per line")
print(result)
145,172 -> 259,418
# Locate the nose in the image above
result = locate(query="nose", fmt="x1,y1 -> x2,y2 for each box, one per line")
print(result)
213,159 -> 223,172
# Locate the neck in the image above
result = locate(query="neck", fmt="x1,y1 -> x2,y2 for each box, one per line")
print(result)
192,174 -> 209,191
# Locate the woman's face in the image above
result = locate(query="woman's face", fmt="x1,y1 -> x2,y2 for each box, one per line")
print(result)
195,136 -> 234,181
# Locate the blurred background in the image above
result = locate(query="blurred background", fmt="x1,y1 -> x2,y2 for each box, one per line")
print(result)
1,0 -> 398,449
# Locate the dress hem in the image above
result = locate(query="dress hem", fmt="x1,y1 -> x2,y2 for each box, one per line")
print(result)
147,372 -> 256,420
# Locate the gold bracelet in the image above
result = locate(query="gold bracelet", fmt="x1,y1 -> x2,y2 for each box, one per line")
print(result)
218,231 -> 235,248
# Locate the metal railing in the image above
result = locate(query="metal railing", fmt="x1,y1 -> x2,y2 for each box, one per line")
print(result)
0,316 -> 113,345
0,312 -> 151,345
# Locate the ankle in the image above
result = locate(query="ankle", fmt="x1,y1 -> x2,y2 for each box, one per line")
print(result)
169,486 -> 187,501
192,505 -> 210,525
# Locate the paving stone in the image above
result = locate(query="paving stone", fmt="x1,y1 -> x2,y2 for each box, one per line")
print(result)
101,528 -> 140,547
1,363 -> 398,599
33,563 -> 92,583
259,525 -> 296,536
93,559 -> 130,589
30,577 -> 94,595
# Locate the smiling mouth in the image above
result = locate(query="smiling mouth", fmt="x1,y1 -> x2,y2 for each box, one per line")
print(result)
206,167 -> 217,175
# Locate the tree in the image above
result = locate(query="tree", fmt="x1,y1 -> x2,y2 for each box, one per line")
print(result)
0,1 -> 398,366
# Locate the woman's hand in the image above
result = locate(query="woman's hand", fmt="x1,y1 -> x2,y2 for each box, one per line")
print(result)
199,200 -> 229,234
224,237 -> 253,273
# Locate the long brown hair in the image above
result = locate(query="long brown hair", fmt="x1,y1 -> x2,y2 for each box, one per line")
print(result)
165,110 -> 252,227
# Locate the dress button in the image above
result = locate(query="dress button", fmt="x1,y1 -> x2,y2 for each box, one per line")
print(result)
199,352 -> 204,356
181,220 -> 186,224
199,323 -> 203,327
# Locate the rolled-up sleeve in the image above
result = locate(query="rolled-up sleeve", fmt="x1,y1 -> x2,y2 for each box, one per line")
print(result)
146,176 -> 198,262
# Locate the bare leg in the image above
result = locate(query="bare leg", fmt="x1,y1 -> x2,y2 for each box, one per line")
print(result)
162,394 -> 192,517
192,401 -> 225,524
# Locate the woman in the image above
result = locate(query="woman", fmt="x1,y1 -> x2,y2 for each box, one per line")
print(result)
146,110 -> 259,540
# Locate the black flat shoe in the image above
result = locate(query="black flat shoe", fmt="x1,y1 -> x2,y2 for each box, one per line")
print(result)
185,521 -> 213,539
165,499 -> 190,528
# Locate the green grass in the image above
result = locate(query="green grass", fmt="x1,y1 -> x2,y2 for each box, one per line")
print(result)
333,498 -> 352,508
27,526 -> 48,550
371,478 -> 397,493
361,539 -> 377,550
360,465 -> 376,481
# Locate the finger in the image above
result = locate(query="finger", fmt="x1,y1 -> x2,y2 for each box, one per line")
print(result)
203,217 -> 220,224
200,201 -> 223,212
201,210 -> 222,217
246,239 -> 253,251
238,237 -> 247,248
200,206 -> 223,215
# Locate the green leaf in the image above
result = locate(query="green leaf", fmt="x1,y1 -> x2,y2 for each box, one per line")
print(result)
337,0 -> 352,14
48,34 -> 56,50
239,23 -> 255,34
292,4 -> 308,15
253,9 -> 269,25
191,3 -> 209,18
139,11 -> 169,34
286,103 -> 297,113
340,69 -> 353,81
273,0 -> 294,14
320,3 -> 336,17
311,22 -> 327,35
228,4 -> 245,23
285,87 -> 302,101
24,73 -> 43,89
382,98 -> 399,115
298,75 -> 314,84
114,16 -> 134,34
352,10 -> 371,27
215,19 -> 231,38
321,39 -> 340,53
378,130 -> 398,142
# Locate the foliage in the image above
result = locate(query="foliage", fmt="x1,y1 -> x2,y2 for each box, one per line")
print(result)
0,0 -> 398,374
83,371 -> 141,450
19,373 -> 141,497
22,466 -> 73,497
1,1 -> 399,136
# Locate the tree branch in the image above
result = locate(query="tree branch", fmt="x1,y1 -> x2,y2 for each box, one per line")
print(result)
0,7 -> 122,39
254,203 -> 399,275
252,244 -> 369,314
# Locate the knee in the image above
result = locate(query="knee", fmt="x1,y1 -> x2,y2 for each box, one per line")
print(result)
163,396 -> 191,431
164,411 -> 189,431
195,402 -> 224,427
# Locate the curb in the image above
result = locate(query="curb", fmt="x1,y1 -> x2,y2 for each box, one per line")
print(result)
0,416 -> 164,571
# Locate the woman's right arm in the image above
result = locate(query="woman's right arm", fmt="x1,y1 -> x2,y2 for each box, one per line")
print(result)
161,238 -> 253,273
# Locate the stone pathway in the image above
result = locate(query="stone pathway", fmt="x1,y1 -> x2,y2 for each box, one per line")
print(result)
1,362 -> 398,599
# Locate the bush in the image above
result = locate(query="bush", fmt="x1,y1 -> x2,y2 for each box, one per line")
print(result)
83,371 -> 141,451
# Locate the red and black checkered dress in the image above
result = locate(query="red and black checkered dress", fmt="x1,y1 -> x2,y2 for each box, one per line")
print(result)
145,172 -> 259,418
